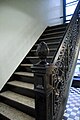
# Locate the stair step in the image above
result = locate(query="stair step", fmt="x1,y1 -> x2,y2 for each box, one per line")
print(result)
46,23 -> 68,31
0,102 -> 35,120
35,41 -> 60,46
26,56 -> 53,64
0,91 -> 35,109
46,26 -> 66,32
7,81 -> 35,98
34,41 -> 61,50
20,64 -> 33,73
7,81 -> 34,90
42,31 -> 65,36
31,48 -> 57,52
47,41 -> 61,45
14,72 -> 34,77
39,36 -> 63,41
20,64 -> 33,67
14,72 -> 34,84
26,56 -> 53,59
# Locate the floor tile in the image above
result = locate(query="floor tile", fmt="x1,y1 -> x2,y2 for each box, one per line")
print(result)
63,87 -> 80,120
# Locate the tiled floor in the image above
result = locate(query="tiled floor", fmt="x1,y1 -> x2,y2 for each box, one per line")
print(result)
62,87 -> 80,120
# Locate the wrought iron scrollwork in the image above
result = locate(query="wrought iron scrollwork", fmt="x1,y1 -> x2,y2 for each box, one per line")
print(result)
51,1 -> 80,119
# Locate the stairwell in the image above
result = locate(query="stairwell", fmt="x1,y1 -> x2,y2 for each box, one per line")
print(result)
0,23 -> 68,120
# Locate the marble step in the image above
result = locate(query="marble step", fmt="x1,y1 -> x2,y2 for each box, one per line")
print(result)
26,56 -> 53,59
7,81 -> 35,98
26,56 -> 53,64
0,102 -> 35,120
45,27 -> 66,32
20,64 -> 33,67
0,91 -> 35,116
33,41 -> 61,51
35,41 -> 60,46
31,48 -> 57,52
7,81 -> 34,90
14,72 -> 34,77
42,30 -> 65,36
30,48 -> 57,57
45,41 -> 61,45
20,64 -> 33,72
39,36 -> 63,41
0,91 -> 35,109
46,23 -> 68,31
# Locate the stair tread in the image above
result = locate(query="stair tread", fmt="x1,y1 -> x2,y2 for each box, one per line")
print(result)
35,41 -> 60,46
0,102 -> 35,120
42,31 -> 65,36
47,23 -> 68,31
0,91 -> 35,108
14,72 -> 34,77
7,81 -> 34,90
31,48 -> 57,52
39,36 -> 63,41
26,56 -> 53,59
21,64 -> 33,67
46,41 -> 61,44
46,26 -> 66,31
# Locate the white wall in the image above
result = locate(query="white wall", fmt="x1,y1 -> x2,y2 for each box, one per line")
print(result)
48,0 -> 63,26
0,0 -> 63,90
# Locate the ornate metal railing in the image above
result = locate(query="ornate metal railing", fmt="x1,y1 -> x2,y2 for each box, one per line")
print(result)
32,1 -> 80,120
51,1 -> 80,119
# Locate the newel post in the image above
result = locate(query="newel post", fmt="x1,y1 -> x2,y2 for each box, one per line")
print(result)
32,42 -> 53,120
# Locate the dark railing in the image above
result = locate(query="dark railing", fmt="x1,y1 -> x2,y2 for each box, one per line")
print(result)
32,1 -> 80,120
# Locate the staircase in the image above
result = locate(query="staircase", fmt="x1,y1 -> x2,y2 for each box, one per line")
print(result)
0,23 -> 68,120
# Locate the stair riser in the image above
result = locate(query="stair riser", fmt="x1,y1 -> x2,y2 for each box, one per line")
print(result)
14,75 -> 34,84
0,96 -> 35,117
21,58 -> 31,64
28,52 -> 37,57
7,84 -> 35,98
18,66 -> 32,72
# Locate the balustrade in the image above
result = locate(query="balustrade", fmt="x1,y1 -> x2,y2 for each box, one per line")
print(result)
32,1 -> 80,120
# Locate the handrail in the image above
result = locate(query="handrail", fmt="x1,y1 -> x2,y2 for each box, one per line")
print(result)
52,0 -> 80,64
50,0 -> 80,119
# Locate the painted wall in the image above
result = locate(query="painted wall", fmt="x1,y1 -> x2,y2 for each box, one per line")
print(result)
48,0 -> 63,25
0,0 -> 63,90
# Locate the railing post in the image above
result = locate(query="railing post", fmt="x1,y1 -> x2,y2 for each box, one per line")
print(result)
32,42 -> 53,120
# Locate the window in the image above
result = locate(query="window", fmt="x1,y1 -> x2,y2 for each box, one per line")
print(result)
63,0 -> 79,23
